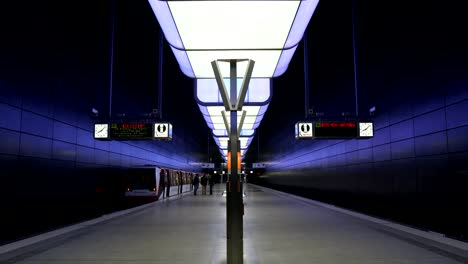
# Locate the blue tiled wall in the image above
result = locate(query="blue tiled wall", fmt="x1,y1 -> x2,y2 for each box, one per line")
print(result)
266,94 -> 468,187
0,99 -> 200,170
260,87 -> 468,239
0,82 -> 204,244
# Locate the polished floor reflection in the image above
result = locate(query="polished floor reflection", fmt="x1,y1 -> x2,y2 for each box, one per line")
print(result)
1,184 -> 464,264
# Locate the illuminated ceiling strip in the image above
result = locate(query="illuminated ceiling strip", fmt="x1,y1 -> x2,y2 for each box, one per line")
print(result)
215,136 -> 253,149
167,1 -> 299,50
196,78 -> 271,105
148,0 -> 320,78
149,0 -> 320,158
219,149 -> 247,157
199,105 -> 266,131
213,129 -> 255,137
196,75 -> 270,160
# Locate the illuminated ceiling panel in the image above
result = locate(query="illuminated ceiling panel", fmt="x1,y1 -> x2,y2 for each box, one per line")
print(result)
148,0 -> 320,160
196,76 -> 270,160
197,78 -> 270,104
168,1 -> 299,50
213,129 -> 255,137
200,105 -> 267,131
148,0 -> 320,78
220,148 -> 247,157
214,136 -> 253,149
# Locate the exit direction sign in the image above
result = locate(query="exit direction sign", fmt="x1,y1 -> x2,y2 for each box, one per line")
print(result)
295,121 -> 373,139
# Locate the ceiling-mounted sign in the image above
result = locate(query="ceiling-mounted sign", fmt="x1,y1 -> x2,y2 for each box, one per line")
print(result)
154,123 -> 172,140
110,123 -> 153,140
94,122 -> 173,140
314,121 -> 358,138
295,121 -> 373,139
94,123 -> 110,139
295,122 -> 313,139
358,122 -> 373,138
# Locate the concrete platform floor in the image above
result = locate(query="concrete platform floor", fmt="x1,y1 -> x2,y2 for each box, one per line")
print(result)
1,184 -> 466,264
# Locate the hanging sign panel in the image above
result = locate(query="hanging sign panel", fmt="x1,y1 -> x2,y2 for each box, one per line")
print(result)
94,123 -> 110,139
295,121 -> 373,139
358,122 -> 373,138
94,122 -> 173,140
154,122 -> 172,140
295,122 -> 313,139
110,123 -> 154,139
314,121 -> 358,138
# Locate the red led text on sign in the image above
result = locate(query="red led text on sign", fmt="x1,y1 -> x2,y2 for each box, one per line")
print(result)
315,122 -> 356,128
121,123 -> 145,129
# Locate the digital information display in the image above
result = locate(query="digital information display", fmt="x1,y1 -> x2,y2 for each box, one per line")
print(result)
295,121 -> 373,139
95,122 -> 173,140
109,123 -> 154,139
314,122 -> 358,138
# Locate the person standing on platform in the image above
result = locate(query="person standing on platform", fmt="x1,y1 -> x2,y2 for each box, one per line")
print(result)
193,174 -> 200,195
159,169 -> 166,199
201,174 -> 208,195
208,175 -> 214,195
178,171 -> 183,194
165,170 -> 171,197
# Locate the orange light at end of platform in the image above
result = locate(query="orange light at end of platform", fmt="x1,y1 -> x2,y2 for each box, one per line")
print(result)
237,152 -> 241,170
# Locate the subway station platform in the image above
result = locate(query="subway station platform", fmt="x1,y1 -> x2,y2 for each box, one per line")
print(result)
1,184 -> 467,264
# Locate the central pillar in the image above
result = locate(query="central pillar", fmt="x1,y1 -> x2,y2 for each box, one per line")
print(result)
227,61 -> 243,264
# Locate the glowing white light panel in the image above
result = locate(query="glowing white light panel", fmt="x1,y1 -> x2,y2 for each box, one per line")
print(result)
148,0 -> 320,78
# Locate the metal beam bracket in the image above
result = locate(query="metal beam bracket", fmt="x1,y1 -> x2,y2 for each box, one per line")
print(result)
222,110 -> 230,132
237,110 -> 246,137
235,60 -> 255,111
212,60 -> 233,111
211,59 -> 255,112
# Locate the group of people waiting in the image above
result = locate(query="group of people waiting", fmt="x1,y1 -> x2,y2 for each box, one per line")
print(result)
193,174 -> 214,195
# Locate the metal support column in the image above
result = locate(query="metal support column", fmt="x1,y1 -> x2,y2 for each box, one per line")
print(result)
212,59 -> 254,264
227,60 -> 243,264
